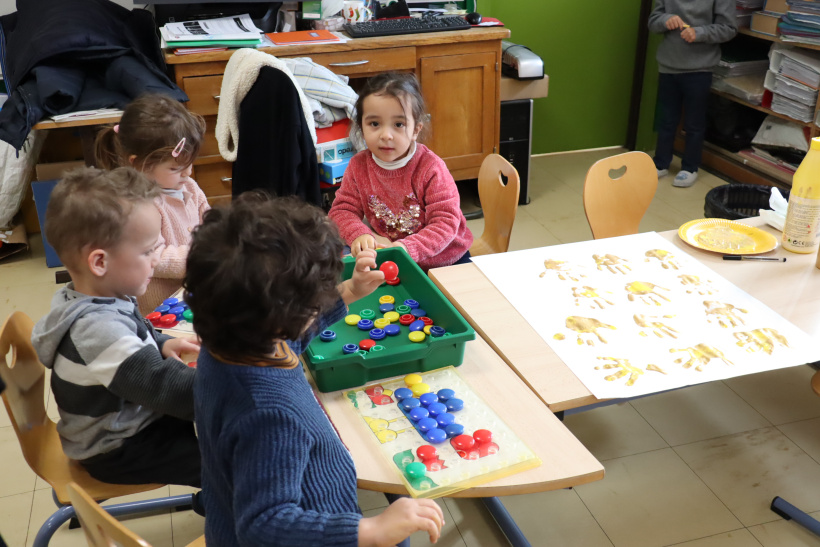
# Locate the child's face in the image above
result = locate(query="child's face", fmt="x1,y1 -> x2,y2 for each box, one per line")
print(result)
103,203 -> 162,297
362,93 -> 421,163
145,159 -> 193,191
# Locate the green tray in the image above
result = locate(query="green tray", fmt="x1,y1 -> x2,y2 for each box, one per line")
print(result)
304,248 -> 475,392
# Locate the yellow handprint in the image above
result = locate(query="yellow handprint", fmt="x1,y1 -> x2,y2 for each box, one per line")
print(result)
678,274 -> 714,295
572,286 -> 615,309
633,314 -> 678,339
645,249 -> 680,270
625,281 -> 671,306
539,259 -> 584,281
734,328 -> 789,355
670,343 -> 733,371
593,254 -> 631,274
703,300 -> 748,328
565,316 -> 616,346
594,356 -> 667,386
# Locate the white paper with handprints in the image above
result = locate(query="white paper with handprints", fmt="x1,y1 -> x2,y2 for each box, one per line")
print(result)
471,232 -> 815,398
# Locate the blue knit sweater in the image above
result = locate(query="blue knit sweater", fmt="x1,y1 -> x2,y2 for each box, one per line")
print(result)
194,301 -> 362,546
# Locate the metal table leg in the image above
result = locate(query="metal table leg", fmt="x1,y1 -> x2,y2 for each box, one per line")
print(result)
482,497 -> 531,547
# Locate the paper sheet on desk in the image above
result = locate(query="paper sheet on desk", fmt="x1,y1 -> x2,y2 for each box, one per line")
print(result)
471,232 -> 815,399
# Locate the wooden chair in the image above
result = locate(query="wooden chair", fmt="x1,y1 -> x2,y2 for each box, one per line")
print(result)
582,151 -> 658,239
470,154 -> 521,257
0,312 -> 195,547
67,482 -> 205,547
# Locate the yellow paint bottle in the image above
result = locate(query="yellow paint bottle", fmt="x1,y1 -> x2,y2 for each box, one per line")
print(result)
783,137 -> 820,253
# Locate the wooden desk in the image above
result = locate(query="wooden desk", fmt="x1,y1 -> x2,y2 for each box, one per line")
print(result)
165,28 -> 510,205
429,219 -> 820,412
32,114 -> 122,167
307,333 -> 604,497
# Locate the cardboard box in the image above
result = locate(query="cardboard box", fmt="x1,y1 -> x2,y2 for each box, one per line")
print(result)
764,0 -> 788,14
35,160 -> 85,182
751,11 -> 781,36
318,157 -> 351,185
0,221 -> 29,263
316,138 -> 356,163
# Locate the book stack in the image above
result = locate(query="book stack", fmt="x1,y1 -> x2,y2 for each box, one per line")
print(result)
765,44 -> 820,121
750,0 -> 787,36
779,0 -> 820,44
160,14 -> 262,49
737,0 -> 766,28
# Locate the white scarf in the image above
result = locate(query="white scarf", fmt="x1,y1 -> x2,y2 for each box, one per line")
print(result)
372,141 -> 417,170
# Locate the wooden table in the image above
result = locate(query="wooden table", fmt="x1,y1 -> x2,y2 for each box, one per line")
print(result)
429,218 -> 820,412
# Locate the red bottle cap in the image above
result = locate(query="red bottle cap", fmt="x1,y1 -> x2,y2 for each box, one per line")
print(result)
416,445 -> 438,461
473,429 -> 493,445
451,434 -> 475,451
359,339 -> 376,351
399,314 -> 415,326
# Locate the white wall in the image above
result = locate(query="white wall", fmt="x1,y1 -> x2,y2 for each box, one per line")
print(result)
0,0 -> 136,16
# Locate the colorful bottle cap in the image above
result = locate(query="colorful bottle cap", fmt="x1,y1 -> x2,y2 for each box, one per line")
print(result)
417,417 -> 438,432
378,303 -> 395,313
154,304 -> 170,314
162,297 -> 179,307
158,314 -> 177,328
404,299 -> 420,309
183,309 -> 193,322
385,276 -> 401,286
357,319 -> 374,331
369,328 -> 386,341
186,361 -> 197,368
374,318 -> 390,329
395,305 -> 411,315
437,388 -> 455,402
342,343 -> 358,354
427,402 -> 447,417
425,428 -> 447,444
371,345 -> 385,352
405,373 -> 423,386
384,324 -> 401,336
420,317 -> 434,326
379,261 -> 399,281
344,314 -> 362,326
401,398 -> 422,412
408,407 -> 429,422
445,398 -> 464,412
399,314 -> 415,326
319,330 -> 337,342
145,311 -> 161,325
435,412 -> 455,427
473,429 -> 493,445
419,392 -> 438,407
383,311 -> 400,323
359,308 -> 375,319
423,325 -> 432,335
394,387 -> 413,401
410,382 -> 430,397
404,461 -> 426,479
451,434 -> 475,451
169,306 -> 185,319
378,294 -> 395,304
408,331 -> 426,343
416,445 -> 438,461
411,308 -> 427,318
359,339 -> 376,351
408,320 -> 425,332
179,301 -> 190,310
444,423 -> 465,438
430,326 -> 446,337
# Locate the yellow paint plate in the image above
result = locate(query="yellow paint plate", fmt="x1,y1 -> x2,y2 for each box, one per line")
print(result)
678,218 -> 778,255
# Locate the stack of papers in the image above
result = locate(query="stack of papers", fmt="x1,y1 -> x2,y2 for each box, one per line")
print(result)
770,44 -> 820,88
160,14 -> 262,47
265,29 -> 342,46
771,92 -> 815,120
714,58 -> 769,77
779,9 -> 820,44
764,70 -> 818,105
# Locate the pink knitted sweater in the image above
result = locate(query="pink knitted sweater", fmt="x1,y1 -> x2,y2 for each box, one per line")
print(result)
137,179 -> 210,314
329,145 -> 472,270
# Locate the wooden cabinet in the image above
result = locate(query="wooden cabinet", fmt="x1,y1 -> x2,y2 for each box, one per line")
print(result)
165,28 -> 509,203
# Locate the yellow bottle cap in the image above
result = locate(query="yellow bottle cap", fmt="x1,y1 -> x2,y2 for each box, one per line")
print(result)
405,373 -> 423,386
379,295 -> 395,304
344,314 -> 361,326
408,331 -> 426,343
410,382 -> 430,397
383,311 -> 400,323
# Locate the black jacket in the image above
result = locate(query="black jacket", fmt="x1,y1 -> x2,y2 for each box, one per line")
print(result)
232,66 -> 320,206
0,0 -> 187,150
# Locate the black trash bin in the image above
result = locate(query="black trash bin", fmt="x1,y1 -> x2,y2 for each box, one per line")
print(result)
704,184 -> 790,220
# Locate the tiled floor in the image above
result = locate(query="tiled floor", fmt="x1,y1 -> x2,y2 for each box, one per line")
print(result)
2,149 -> 820,546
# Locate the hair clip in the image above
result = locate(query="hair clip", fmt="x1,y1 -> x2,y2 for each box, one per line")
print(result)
171,137 -> 186,158
113,124 -> 120,134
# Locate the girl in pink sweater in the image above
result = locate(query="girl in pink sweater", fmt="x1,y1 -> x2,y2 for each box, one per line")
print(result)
329,73 -> 472,270
95,94 -> 209,313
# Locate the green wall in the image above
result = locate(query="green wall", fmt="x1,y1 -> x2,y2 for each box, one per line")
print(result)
483,1 -> 648,154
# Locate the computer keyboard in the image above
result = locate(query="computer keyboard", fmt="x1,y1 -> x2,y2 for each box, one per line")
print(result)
344,16 -> 471,39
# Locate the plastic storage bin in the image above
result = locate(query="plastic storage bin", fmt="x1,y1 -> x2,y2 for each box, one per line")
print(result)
704,183 -> 790,220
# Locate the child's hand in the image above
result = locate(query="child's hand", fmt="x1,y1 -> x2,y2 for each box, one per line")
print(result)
351,234 -> 377,257
345,249 -> 385,303
162,337 -> 201,362
373,234 -> 393,248
681,27 -> 696,43
358,497 -> 445,547
665,15 -> 686,30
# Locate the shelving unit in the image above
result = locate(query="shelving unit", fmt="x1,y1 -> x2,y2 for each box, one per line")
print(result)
678,27 -> 820,188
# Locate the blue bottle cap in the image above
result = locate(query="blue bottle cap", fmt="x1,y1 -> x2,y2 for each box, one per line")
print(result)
419,392 -> 438,407
403,299 -> 420,309
430,326 -> 446,337
445,423 -> 465,438
436,412 -> 456,427
417,418 -> 438,433
427,402 -> 447,417
445,398 -> 464,412
319,330 -> 337,342
379,303 -> 395,313
400,398 -> 421,412
154,304 -> 170,314
179,301 -> 189,310
437,388 -> 455,402
162,297 -> 179,307
342,343 -> 358,354
384,324 -> 401,336
369,328 -> 386,340
357,319 -> 374,331
411,308 -> 427,318
394,387 -> 413,401
408,320 -> 425,332
408,407 -> 430,422
169,305 -> 185,317
425,428 -> 447,444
